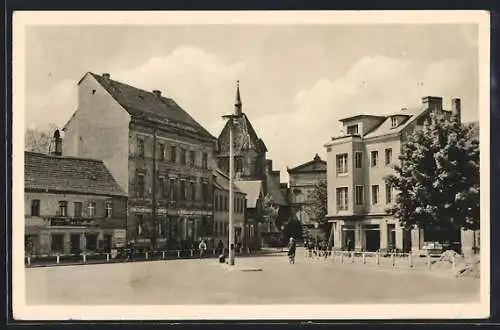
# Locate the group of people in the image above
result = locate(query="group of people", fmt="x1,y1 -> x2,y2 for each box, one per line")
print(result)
304,239 -> 330,259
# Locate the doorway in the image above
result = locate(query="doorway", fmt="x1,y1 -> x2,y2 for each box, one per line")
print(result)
70,234 -> 81,254
103,235 -> 112,253
365,228 -> 380,252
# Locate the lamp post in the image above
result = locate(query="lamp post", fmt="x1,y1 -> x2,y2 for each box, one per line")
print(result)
222,114 -> 240,266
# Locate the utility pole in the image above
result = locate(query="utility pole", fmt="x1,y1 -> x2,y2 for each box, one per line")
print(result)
152,126 -> 157,251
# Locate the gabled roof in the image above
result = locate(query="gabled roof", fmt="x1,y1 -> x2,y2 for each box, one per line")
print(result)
339,114 -> 387,122
212,168 -> 245,195
81,72 -> 215,141
363,106 -> 428,139
234,180 -> 263,208
265,172 -> 288,206
287,154 -> 327,173
25,151 -> 127,197
217,113 -> 268,157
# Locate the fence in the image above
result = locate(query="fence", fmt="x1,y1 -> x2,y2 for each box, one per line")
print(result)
304,249 -> 458,271
25,247 -> 285,268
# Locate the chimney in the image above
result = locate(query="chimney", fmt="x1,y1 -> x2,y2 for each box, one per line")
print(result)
53,129 -> 62,156
102,73 -> 110,80
451,98 -> 461,122
152,90 -> 162,98
422,96 -> 443,111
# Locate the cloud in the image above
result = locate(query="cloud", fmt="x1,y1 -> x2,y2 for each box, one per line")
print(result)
247,56 -> 474,182
25,46 -> 247,131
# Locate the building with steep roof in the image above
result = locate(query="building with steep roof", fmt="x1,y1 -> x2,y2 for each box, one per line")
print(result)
24,131 -> 128,257
287,154 -> 327,231
216,82 -> 289,247
63,72 -> 217,249
324,96 -> 465,253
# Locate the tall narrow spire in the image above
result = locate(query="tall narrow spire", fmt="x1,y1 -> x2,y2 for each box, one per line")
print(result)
234,80 -> 242,116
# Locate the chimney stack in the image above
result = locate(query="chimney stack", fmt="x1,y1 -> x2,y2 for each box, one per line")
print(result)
422,96 -> 443,111
102,73 -> 110,80
53,129 -> 62,156
451,98 -> 461,122
152,90 -> 162,98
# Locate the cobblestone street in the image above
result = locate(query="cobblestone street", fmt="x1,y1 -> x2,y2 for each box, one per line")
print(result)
26,251 -> 479,305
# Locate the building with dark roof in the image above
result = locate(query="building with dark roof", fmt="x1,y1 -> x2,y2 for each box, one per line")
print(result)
216,82 -> 289,247
24,132 -> 128,257
63,72 -> 217,249
287,154 -> 327,232
324,96 -> 467,254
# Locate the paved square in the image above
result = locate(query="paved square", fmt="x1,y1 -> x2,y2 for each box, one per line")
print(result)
26,253 -> 479,305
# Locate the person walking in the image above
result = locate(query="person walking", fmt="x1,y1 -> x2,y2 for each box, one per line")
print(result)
287,237 -> 297,264
198,239 -> 207,259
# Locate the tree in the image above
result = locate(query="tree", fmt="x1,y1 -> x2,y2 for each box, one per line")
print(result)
305,180 -> 329,236
385,111 -> 480,234
25,124 -> 58,153
262,193 -> 280,232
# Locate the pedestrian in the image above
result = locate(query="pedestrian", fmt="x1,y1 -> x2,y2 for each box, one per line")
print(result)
287,237 -> 296,264
198,239 -> 207,259
217,240 -> 224,256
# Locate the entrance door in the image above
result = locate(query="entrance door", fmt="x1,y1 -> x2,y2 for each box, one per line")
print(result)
103,235 -> 112,253
365,230 -> 380,252
70,234 -> 81,254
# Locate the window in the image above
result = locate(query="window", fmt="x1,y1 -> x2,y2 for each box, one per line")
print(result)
224,195 -> 228,211
336,187 -> 348,211
336,153 -> 348,175
170,146 -> 177,163
136,174 -> 145,198
347,124 -> 359,135
385,148 -> 392,165
86,234 -> 98,251
74,202 -> 82,217
105,201 -> 112,217
87,202 -> 96,217
386,183 -> 393,204
31,199 -> 40,216
371,185 -> 379,205
58,201 -> 68,217
370,151 -> 379,167
202,152 -> 208,169
158,177 -> 166,198
51,234 -> 64,253
169,178 -> 176,201
355,186 -> 364,205
189,151 -> 196,167
202,182 -> 209,202
136,214 -> 144,236
137,137 -> 145,158
158,143 -> 165,160
180,180 -> 186,201
180,149 -> 187,165
235,157 -> 243,172
391,117 -> 398,128
355,152 -> 363,169
219,194 -> 223,210
190,181 -> 196,201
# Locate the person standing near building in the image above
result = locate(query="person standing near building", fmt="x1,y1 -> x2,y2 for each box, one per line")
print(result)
287,237 -> 297,264
199,240 -> 207,259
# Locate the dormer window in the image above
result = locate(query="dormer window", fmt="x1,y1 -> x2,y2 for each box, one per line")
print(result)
391,117 -> 398,128
347,124 -> 359,135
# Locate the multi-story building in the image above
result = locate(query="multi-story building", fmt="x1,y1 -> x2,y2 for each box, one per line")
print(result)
287,154 -> 327,230
212,169 -> 247,249
63,72 -> 217,250
24,131 -> 128,256
324,96 -> 463,253
216,82 -> 289,247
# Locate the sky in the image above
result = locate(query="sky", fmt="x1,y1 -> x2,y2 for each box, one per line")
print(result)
25,24 -> 479,182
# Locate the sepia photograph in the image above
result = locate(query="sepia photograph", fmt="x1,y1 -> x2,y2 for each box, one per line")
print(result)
12,11 -> 490,320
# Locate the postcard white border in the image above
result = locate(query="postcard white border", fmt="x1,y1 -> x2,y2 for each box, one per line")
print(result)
12,10 -> 491,320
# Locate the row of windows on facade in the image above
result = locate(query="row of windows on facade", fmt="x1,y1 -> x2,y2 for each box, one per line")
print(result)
336,148 -> 393,175
135,175 -> 210,202
27,233 -> 101,253
30,199 -> 113,218
214,193 -> 245,213
136,138 -> 209,169
346,119 -> 399,135
335,183 -> 394,211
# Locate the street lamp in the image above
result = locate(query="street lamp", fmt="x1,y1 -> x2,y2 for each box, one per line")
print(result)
222,113 -> 240,266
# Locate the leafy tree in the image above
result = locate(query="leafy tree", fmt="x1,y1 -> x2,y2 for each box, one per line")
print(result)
25,124 -> 58,153
385,111 -> 480,234
262,193 -> 280,231
305,180 -> 329,235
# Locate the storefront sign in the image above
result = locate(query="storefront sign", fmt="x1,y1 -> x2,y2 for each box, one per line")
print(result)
130,207 -> 212,216
49,218 -> 96,227
178,209 -> 213,216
